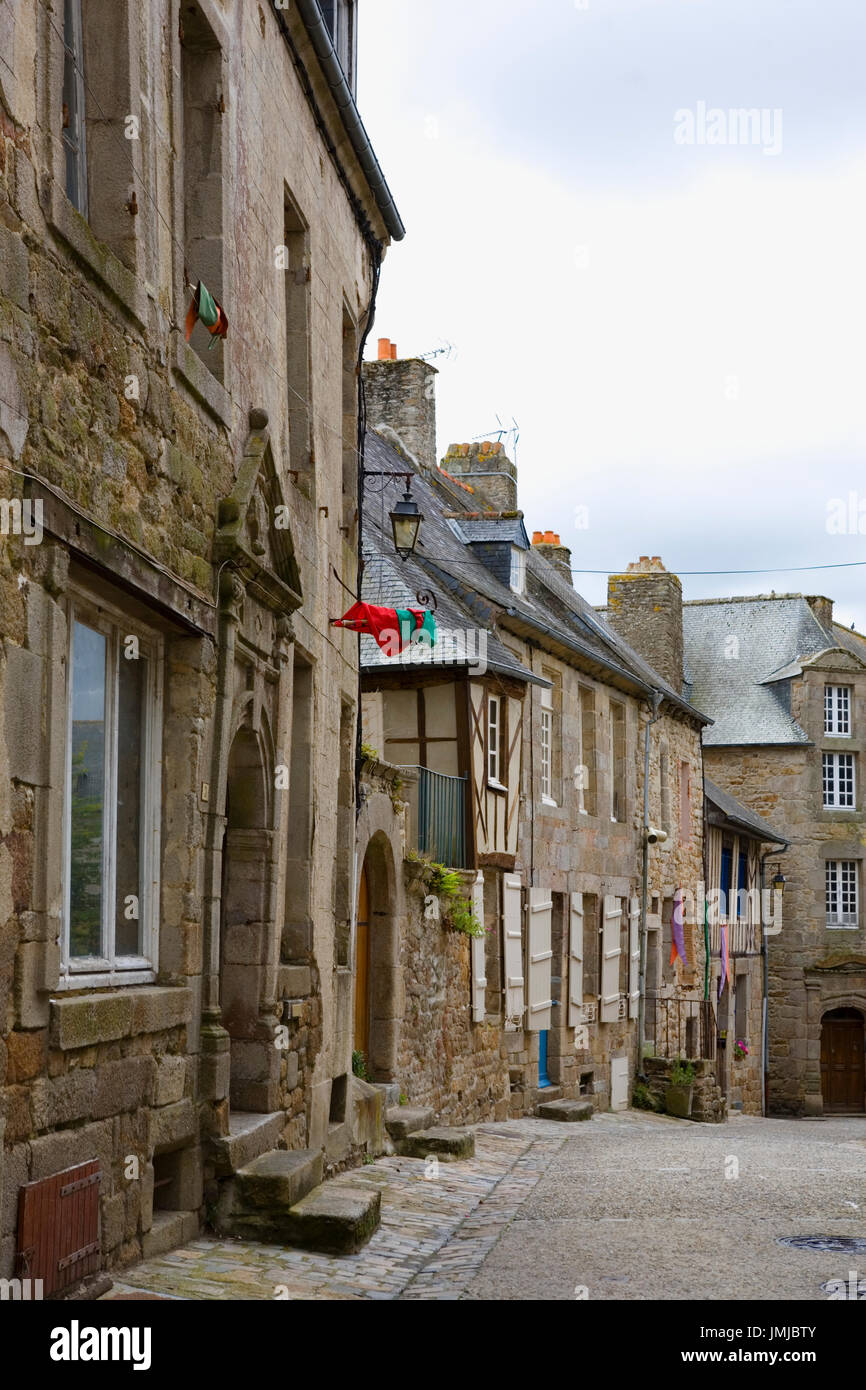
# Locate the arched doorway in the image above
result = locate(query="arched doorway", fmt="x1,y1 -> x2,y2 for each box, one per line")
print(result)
820,1008 -> 866,1114
220,725 -> 276,1112
353,835 -> 398,1081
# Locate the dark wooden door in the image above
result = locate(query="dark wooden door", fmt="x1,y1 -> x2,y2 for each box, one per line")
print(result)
820,1011 -> 866,1113
353,864 -> 370,1060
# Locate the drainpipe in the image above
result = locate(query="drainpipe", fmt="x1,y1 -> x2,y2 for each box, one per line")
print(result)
760,843 -> 788,1117
637,691 -> 663,1073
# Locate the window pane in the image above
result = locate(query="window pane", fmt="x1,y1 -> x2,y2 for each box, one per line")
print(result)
69,621 -> 106,957
115,650 -> 146,956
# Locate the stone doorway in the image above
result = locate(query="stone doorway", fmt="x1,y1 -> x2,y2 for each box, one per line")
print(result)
220,726 -> 278,1113
820,1008 -> 866,1114
353,834 -> 398,1082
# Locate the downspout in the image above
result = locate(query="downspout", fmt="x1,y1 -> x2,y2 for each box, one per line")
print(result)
760,843 -> 788,1117
637,691 -> 663,1073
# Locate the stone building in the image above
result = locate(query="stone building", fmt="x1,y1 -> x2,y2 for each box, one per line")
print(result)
357,353 -> 716,1124
0,0 -> 402,1286
681,593 -> 866,1115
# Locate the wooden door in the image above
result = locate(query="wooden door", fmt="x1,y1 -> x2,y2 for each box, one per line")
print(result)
820,1011 -> 866,1113
353,864 -> 370,1059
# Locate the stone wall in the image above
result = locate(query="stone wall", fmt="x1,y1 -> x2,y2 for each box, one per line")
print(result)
362,358 -> 439,474
606,559 -> 685,697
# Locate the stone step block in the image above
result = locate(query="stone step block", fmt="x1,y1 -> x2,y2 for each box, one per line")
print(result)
370,1081 -> 401,1108
536,1099 -> 594,1122
233,1148 -> 323,1210
281,1182 -> 381,1255
396,1126 -> 475,1160
141,1210 -> 199,1260
385,1106 -> 434,1140
211,1112 -> 285,1178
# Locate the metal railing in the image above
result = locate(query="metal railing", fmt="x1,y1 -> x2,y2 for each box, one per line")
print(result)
648,996 -> 717,1061
399,766 -> 468,868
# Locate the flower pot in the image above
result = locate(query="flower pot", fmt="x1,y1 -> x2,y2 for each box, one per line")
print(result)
665,1084 -> 694,1119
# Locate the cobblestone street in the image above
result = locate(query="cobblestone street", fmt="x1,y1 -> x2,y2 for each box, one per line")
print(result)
105,1112 -> 866,1302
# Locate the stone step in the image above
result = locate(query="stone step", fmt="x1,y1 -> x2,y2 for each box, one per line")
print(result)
536,1099 -> 594,1122
536,1085 -> 563,1103
370,1081 -> 401,1108
213,1148 -> 324,1240
281,1182 -> 381,1254
141,1210 -> 199,1259
385,1106 -> 435,1140
211,1112 -> 286,1178
396,1126 -> 475,1160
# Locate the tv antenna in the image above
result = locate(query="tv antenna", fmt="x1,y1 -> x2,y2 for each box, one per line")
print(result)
471,415 -> 520,460
417,339 -> 456,363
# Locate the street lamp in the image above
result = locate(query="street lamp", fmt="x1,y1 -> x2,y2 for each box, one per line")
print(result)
388,482 -> 424,560
772,868 -> 787,894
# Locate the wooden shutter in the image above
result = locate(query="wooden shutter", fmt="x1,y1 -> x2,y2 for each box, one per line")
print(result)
628,896 -> 641,1019
600,894 -> 623,1023
17,1161 -> 101,1297
527,887 -> 553,1032
568,891 -> 584,1028
470,871 -> 487,1024
503,872 -> 524,1026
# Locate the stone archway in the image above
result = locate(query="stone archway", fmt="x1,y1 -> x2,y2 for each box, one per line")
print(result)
354,831 -> 400,1082
820,1006 -> 866,1114
220,724 -> 278,1112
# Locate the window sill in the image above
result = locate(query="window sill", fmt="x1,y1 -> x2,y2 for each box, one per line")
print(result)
487,780 -> 508,794
172,334 -> 232,429
825,923 -> 859,931
56,966 -> 157,991
43,180 -> 149,335
49,984 -> 194,1050
541,795 -> 559,808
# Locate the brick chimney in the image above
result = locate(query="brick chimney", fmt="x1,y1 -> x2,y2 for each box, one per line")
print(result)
606,557 -> 683,693
441,441 -> 517,512
531,530 -> 573,587
362,341 -> 439,473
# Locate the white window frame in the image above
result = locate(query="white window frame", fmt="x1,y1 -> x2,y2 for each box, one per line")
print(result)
822,752 -> 855,809
826,860 -> 858,929
487,694 -> 504,788
574,686 -> 589,815
60,589 -> 163,987
540,685 -> 556,805
824,684 -> 852,736
509,547 -> 526,594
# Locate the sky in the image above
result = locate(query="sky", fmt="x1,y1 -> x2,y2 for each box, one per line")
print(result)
357,0 -> 866,630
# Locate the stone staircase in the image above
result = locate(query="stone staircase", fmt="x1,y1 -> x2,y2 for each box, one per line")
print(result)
385,1103 -> 475,1160
212,1112 -> 380,1254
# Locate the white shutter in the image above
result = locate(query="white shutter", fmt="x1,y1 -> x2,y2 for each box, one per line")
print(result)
600,894 -> 623,1023
503,872 -> 524,1026
610,1056 -> 630,1112
568,891 -> 584,1028
628,896 -> 641,1019
527,887 -> 553,1032
470,871 -> 486,1024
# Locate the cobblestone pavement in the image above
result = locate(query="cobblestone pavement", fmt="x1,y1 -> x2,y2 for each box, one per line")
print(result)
105,1112 -> 866,1301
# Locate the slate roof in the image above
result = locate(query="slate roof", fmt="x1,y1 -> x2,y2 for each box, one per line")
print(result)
704,777 -> 788,846
451,518 -> 530,547
682,595 -> 866,745
360,430 -> 710,724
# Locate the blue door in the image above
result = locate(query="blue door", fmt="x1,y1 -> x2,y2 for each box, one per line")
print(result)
538,1029 -> 551,1088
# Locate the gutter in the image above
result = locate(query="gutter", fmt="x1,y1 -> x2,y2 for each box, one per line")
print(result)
759,844 -> 789,1117
637,691 -> 663,1073
290,0 -> 406,242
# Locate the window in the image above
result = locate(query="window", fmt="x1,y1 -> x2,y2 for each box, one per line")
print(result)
720,841 -> 733,917
62,0 -> 88,216
319,0 -> 358,94
826,860 -> 858,929
487,695 -> 505,786
63,596 -> 162,979
576,685 -> 596,815
823,752 -> 855,808
609,700 -> 626,822
679,761 -> 692,845
540,676 -> 560,804
182,6 -> 226,378
509,547 -> 526,594
736,850 -> 748,918
825,685 -> 851,736
342,305 -> 358,523
659,743 -> 671,836
734,972 -> 750,1042
283,190 -> 313,495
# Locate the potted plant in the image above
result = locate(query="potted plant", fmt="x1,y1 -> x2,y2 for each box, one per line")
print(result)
665,1059 -> 695,1118
733,1038 -> 749,1062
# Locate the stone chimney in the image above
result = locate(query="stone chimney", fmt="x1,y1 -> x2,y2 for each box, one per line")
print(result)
805,594 -> 834,634
531,530 -> 573,587
606,557 -> 683,694
362,339 -> 439,474
441,441 -> 517,512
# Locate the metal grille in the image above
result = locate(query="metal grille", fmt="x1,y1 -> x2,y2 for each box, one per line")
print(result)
17,1160 -> 101,1297
650,997 -> 716,1061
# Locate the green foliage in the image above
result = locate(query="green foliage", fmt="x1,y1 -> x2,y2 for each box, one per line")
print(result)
360,742 -> 379,762
632,1082 -> 661,1112
351,1050 -> 369,1081
398,1092 -> 408,1106
669,1058 -> 695,1088
406,853 -> 485,937
450,899 -> 485,938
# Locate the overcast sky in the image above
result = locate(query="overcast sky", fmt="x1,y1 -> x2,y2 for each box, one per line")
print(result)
358,0 -> 866,630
